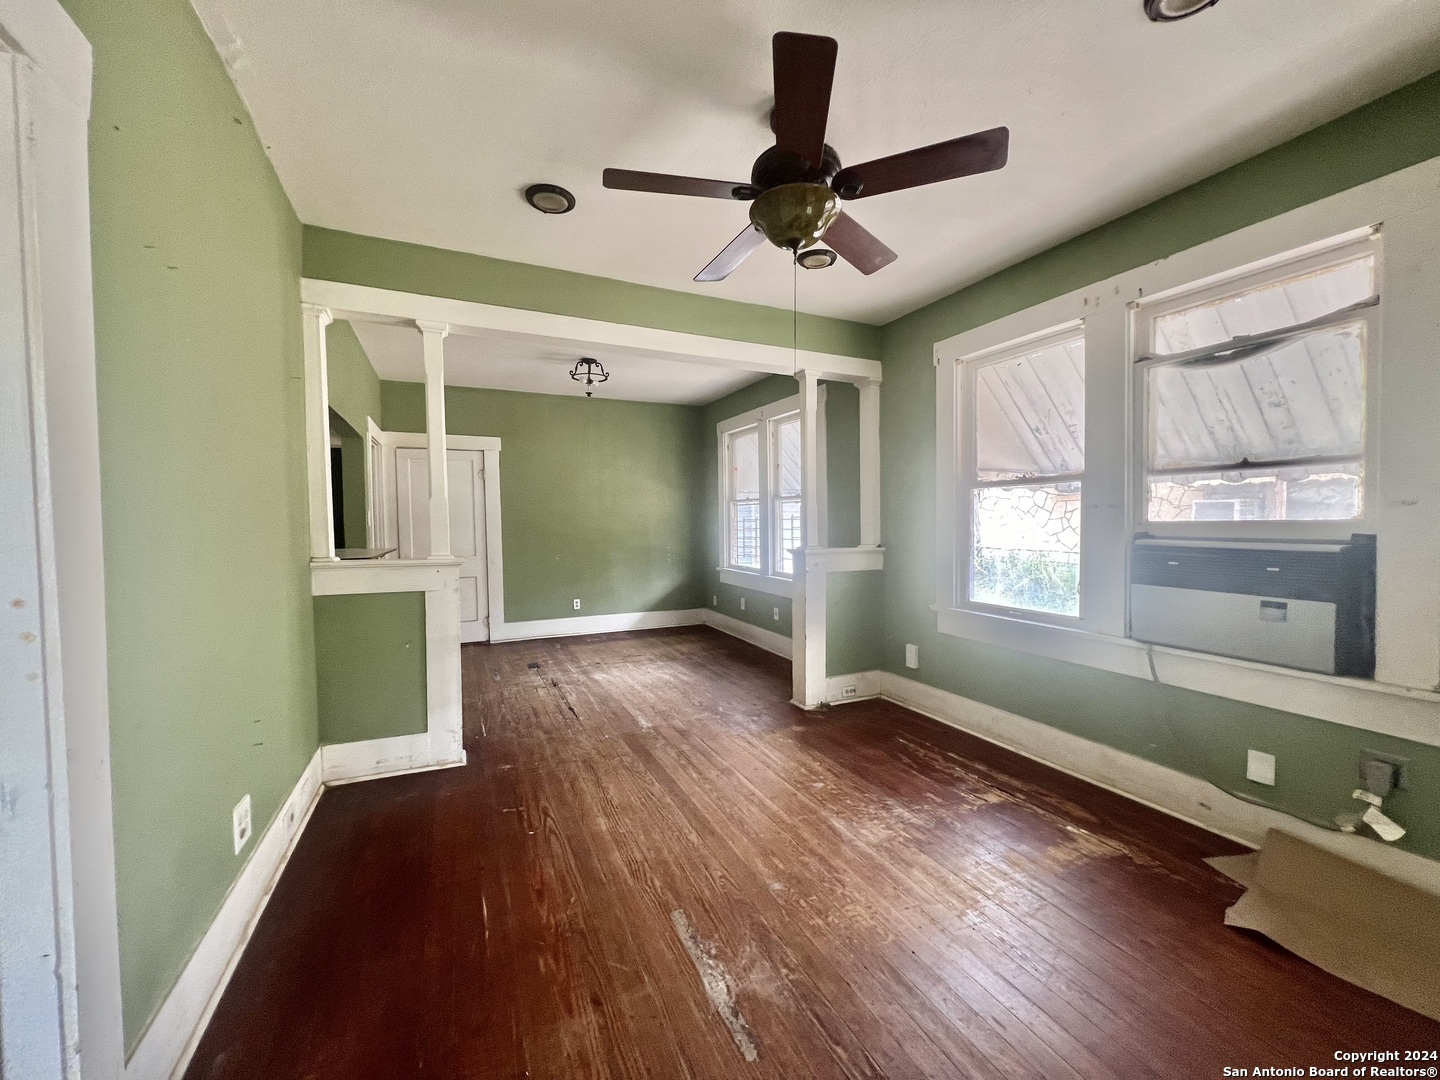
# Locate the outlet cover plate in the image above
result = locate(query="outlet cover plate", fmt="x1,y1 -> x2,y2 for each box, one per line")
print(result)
1246,750 -> 1276,787
904,644 -> 920,669
232,793 -> 253,854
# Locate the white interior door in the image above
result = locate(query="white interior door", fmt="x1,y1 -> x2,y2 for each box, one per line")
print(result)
395,447 -> 490,642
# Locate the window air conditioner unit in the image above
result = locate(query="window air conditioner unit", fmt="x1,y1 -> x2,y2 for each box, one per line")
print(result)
1129,534 -> 1376,677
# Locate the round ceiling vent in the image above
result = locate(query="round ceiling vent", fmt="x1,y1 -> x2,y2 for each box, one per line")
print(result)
1144,0 -> 1220,20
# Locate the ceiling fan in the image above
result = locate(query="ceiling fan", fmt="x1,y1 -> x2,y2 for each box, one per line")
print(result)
603,31 -> 1009,283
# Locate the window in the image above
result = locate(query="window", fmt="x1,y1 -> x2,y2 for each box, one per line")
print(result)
1138,247 -> 1377,524
773,417 -> 802,576
960,328 -> 1086,617
725,427 -> 761,569
720,395 -> 813,584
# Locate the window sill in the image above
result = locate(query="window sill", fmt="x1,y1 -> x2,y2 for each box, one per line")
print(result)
934,605 -> 1440,747
718,568 -> 795,598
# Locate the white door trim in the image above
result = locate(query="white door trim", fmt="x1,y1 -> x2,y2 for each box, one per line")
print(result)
378,430 -> 506,637
0,1 -> 127,1075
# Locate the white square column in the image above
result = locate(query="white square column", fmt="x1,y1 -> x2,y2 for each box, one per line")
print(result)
417,320 -> 451,559
792,369 -> 827,709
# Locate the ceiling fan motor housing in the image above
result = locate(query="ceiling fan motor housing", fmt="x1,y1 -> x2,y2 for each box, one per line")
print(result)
749,182 -> 841,251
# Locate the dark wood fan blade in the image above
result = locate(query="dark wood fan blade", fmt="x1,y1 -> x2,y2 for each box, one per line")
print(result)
832,126 -> 1009,199
603,169 -> 755,200
695,224 -> 767,282
772,32 -> 837,168
822,211 -> 897,275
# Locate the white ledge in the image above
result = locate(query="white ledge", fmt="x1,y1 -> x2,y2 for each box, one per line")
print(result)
311,558 -> 460,596
936,605 -> 1440,747
718,568 -> 795,597
804,546 -> 884,573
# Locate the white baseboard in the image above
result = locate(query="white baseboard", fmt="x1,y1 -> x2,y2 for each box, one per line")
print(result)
700,609 -> 792,659
125,748 -> 325,1080
491,607 -> 706,643
837,669 -> 1440,897
320,731 -> 465,785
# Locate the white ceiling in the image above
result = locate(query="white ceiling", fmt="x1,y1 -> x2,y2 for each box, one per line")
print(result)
196,0 -> 1440,325
347,319 -> 765,405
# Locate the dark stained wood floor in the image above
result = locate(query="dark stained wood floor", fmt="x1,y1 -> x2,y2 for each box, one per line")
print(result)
185,628 -> 1440,1079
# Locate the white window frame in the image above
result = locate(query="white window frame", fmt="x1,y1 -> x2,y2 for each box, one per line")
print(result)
934,155 -> 1440,745
717,391 -> 826,597
1132,233 -> 1382,541
954,323 -> 1087,627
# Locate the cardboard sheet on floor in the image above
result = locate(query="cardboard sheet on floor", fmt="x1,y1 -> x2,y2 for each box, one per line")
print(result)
1206,830 -> 1440,1021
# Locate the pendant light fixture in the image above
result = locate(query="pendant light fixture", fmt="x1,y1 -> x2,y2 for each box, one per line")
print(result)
569,356 -> 609,397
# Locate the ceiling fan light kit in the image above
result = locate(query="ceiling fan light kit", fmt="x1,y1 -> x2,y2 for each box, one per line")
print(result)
602,30 -> 1010,283
524,183 -> 576,214
796,247 -> 837,270
1144,0 -> 1220,21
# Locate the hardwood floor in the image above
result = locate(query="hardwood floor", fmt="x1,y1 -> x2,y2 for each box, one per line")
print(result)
185,628 -> 1440,1079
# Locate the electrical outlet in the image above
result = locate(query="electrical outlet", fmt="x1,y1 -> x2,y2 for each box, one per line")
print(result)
840,685 -> 858,699
1246,750 -> 1276,787
283,800 -> 298,837
712,595 -> 717,606
740,597 -> 746,611
905,644 -> 920,669
1360,750 -> 1408,793
573,598 -> 581,610
232,794 -> 253,854
772,606 -> 780,621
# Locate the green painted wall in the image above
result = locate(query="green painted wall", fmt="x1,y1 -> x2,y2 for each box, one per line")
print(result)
383,381 -> 707,621
303,226 -> 883,360
326,319 -> 382,435
314,593 -> 427,743
326,320 -> 381,547
877,69 -> 1440,860
61,0 -> 318,1046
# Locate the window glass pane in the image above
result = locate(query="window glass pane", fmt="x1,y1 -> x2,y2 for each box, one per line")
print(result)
1153,255 -> 1373,355
1148,323 -> 1365,473
1148,468 -> 1362,523
729,429 -> 759,499
970,484 -> 1080,616
777,417 -> 802,497
730,502 -> 760,569
975,337 -> 1084,481
776,498 -> 802,576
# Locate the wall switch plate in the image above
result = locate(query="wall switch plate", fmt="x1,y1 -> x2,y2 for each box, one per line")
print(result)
772,607 -> 780,621
740,597 -> 746,611
573,598 -> 581,610
840,685 -> 858,699
1246,750 -> 1276,786
905,644 -> 920,669
232,794 -> 253,854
